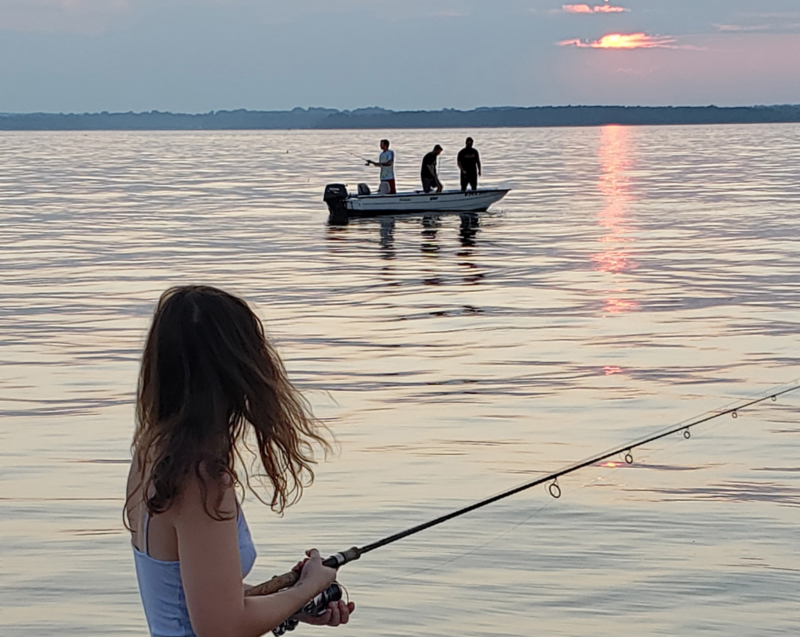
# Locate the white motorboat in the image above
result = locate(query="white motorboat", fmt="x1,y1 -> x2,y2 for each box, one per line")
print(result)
323,183 -> 510,223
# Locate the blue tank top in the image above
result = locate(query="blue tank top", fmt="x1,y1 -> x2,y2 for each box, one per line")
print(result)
133,506 -> 257,637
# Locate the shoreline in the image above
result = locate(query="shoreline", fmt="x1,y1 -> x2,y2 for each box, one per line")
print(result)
2,105 -> 800,131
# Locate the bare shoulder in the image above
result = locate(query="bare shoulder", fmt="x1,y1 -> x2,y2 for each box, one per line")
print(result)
172,466 -> 238,524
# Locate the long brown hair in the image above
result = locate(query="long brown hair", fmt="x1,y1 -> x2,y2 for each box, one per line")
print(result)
130,285 -> 329,521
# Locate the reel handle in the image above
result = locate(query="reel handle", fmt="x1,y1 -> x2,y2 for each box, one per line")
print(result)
245,547 -> 361,597
270,583 -> 344,637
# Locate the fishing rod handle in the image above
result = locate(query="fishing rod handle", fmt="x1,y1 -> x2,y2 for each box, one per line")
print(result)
323,546 -> 362,568
245,547 -> 361,597
246,572 -> 299,597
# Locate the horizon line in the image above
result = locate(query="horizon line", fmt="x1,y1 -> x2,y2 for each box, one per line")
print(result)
3,104 -> 800,117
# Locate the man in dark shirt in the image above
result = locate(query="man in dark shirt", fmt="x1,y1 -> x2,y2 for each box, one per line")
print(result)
421,144 -> 444,193
457,137 -> 482,191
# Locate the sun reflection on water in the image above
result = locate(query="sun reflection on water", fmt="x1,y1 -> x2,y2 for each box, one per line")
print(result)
593,125 -> 639,316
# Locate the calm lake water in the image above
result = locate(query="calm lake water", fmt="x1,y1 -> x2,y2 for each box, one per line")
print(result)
1,125 -> 799,636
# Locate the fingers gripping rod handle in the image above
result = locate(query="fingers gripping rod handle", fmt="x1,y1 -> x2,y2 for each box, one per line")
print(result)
245,547 -> 362,598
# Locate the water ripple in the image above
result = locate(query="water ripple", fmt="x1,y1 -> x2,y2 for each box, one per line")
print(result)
1,126 -> 799,637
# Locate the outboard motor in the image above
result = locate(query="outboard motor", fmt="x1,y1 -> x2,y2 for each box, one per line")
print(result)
323,183 -> 349,224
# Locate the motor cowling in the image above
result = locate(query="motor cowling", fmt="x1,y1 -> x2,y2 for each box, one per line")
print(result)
323,184 -> 349,224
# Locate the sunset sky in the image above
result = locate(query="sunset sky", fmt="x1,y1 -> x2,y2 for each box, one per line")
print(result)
1,0 -> 799,112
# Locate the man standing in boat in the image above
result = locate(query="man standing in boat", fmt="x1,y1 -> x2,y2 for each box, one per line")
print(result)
421,144 -> 444,193
366,139 -> 396,194
457,137 -> 482,191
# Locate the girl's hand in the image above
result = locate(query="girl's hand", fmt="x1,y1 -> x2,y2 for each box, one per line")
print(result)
295,549 -> 337,596
299,600 -> 356,627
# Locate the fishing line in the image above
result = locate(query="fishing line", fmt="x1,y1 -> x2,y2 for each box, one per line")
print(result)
364,493 -> 559,588
357,383 -> 800,557
365,385 -> 775,587
248,380 -> 800,599
346,150 -> 372,165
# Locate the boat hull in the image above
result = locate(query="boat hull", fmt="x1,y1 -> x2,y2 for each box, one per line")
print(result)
344,188 -> 509,216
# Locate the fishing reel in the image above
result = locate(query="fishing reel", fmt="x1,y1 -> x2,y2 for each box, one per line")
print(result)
272,582 -> 344,636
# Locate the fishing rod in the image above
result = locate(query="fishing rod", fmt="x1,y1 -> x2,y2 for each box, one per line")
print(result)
347,150 -> 373,165
247,383 -> 799,621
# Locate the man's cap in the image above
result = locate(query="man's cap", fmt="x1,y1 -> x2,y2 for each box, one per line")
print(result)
433,144 -> 443,151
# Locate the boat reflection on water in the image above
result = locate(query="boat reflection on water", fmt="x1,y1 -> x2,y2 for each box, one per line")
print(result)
325,211 -> 486,286
458,212 -> 480,248
327,211 -> 483,260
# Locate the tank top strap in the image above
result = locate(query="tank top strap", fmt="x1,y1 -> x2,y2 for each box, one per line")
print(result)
142,510 -> 151,557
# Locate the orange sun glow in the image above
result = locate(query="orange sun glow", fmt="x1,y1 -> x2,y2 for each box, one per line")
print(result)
559,33 -> 676,49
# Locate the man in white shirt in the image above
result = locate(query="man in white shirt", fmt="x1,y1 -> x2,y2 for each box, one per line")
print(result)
366,139 -> 396,194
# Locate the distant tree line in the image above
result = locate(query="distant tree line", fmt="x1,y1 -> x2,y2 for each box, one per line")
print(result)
1,105 -> 799,130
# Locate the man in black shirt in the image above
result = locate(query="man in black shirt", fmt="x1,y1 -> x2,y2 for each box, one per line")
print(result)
457,137 -> 482,192
420,144 -> 444,193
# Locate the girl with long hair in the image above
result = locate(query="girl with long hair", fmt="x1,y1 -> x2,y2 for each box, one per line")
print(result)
126,286 -> 354,636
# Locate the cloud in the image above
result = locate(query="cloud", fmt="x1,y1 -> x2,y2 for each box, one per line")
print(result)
250,0 -> 471,26
553,32 -> 800,107
0,0 -> 380,33
592,4 -> 627,12
0,0 -> 130,13
715,21 -> 800,34
715,24 -> 769,33
710,9 -> 800,35
736,12 -> 800,20
562,4 -> 628,14
559,33 -> 680,49
0,0 -> 130,33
